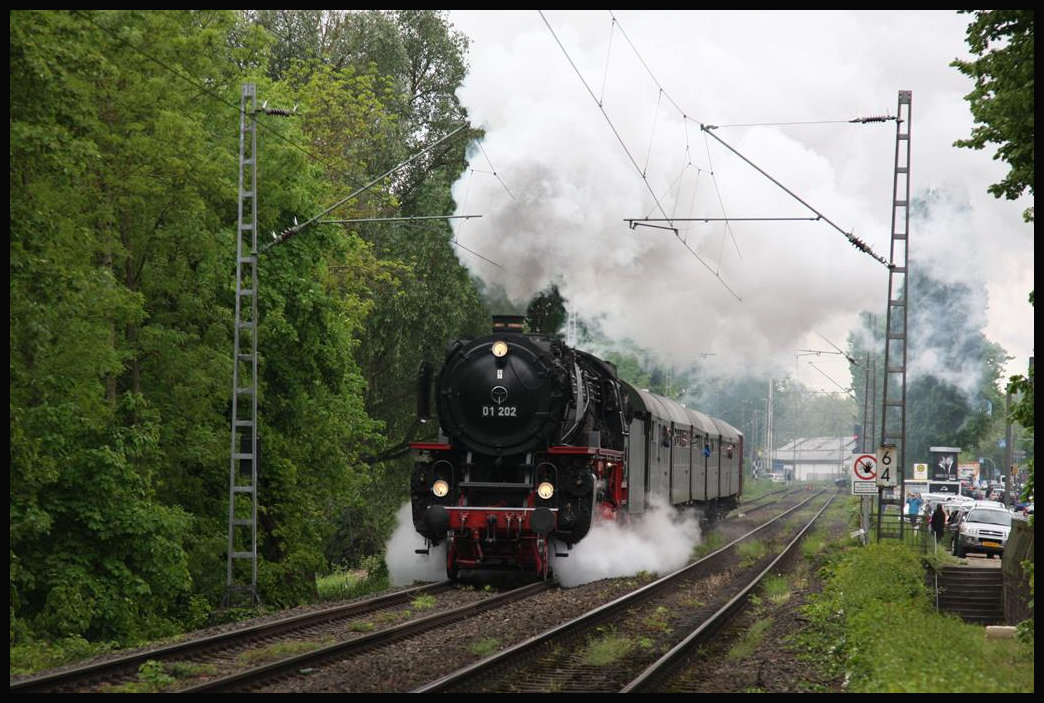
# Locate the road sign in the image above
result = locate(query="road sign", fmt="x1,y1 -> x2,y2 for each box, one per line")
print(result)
852,454 -> 879,495
853,454 -> 877,481
876,444 -> 897,486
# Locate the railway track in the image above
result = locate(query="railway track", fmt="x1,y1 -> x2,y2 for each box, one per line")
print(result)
179,580 -> 552,692
623,493 -> 835,692
9,580 -> 466,693
730,484 -> 806,517
414,490 -> 833,693
11,489 -> 829,693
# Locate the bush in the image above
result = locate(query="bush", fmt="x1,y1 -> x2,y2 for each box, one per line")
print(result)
804,540 -> 1034,692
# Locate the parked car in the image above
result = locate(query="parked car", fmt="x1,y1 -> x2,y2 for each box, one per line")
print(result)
768,472 -> 786,483
952,504 -> 1013,559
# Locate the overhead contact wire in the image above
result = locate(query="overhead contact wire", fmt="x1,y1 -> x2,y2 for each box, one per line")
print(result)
539,11 -> 741,302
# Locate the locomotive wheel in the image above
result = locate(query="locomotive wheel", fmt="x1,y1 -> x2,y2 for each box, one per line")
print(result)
447,540 -> 459,580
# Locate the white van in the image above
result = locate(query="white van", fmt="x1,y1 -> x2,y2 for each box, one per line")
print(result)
923,493 -> 974,516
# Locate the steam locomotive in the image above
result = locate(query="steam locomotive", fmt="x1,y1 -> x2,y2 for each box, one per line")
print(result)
410,315 -> 743,580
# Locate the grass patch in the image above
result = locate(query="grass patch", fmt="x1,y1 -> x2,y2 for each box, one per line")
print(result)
165,660 -> 219,678
581,629 -> 637,665
681,594 -> 707,609
693,532 -> 725,558
626,570 -> 658,586
98,659 -> 218,693
10,636 -> 118,678
316,555 -> 389,602
374,610 -> 408,626
800,531 -> 827,559
642,606 -> 673,633
235,638 -> 332,667
736,539 -> 768,566
761,574 -> 791,604
410,594 -> 437,611
316,569 -> 368,601
468,637 -> 500,657
727,618 -> 772,660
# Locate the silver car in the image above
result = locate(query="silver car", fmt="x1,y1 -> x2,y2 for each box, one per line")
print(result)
952,506 -> 1013,558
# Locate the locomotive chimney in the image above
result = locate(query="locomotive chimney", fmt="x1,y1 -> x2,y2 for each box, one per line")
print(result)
491,315 -> 525,333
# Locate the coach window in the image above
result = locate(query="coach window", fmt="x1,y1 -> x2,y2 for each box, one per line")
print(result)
676,429 -> 690,448
660,424 -> 671,448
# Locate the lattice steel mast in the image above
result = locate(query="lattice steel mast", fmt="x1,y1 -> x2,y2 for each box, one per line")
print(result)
225,84 -> 260,607
880,91 -> 912,537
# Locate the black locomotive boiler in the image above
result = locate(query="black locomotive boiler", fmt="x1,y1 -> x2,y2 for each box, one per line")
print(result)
411,315 -> 743,580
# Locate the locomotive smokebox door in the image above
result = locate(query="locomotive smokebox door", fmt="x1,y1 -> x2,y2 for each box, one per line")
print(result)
437,334 -> 565,456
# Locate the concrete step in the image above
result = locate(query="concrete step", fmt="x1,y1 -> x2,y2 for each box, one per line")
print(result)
938,580 -> 1003,593
936,566 -> 1004,625
939,568 -> 1003,577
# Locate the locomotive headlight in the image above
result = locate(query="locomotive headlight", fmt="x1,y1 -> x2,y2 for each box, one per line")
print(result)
491,340 -> 509,358
432,479 -> 450,498
537,481 -> 555,500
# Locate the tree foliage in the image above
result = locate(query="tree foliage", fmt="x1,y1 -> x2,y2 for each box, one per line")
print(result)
252,12 -> 490,566
10,9 -> 491,653
526,285 -> 568,335
952,11 -> 1033,501
951,10 -> 1035,221
1006,291 -> 1034,503
10,9 -> 252,644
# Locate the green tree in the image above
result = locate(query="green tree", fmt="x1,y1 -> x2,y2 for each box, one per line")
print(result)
952,17 -> 1032,622
526,284 -> 568,335
9,9 -> 255,644
1006,292 -> 1034,502
235,69 -> 401,601
951,10 -> 1034,222
260,12 -> 490,567
10,9 -> 499,648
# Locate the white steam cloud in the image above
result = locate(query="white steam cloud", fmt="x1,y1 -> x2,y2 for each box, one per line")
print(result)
448,10 -> 1033,388
552,495 -> 703,587
385,497 -> 703,588
387,502 -> 447,587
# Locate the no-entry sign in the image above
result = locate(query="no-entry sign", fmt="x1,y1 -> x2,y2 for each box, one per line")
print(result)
853,454 -> 877,480
852,454 -> 877,495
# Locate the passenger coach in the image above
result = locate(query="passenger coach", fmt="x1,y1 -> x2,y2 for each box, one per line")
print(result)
622,383 -> 743,519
